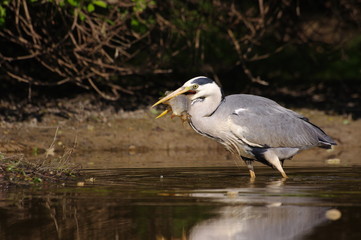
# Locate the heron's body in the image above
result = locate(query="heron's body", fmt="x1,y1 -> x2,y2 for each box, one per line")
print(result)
153,76 -> 336,178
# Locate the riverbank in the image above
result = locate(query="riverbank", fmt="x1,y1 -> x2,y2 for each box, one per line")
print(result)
1,103 -> 359,171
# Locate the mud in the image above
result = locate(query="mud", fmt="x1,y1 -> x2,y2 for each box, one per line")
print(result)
0,106 -> 359,169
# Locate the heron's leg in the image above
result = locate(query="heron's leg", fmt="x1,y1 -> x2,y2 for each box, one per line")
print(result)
280,159 -> 285,167
249,169 -> 256,179
264,151 -> 288,178
242,157 -> 256,179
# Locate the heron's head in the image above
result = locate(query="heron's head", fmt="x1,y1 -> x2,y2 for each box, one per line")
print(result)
152,76 -> 221,108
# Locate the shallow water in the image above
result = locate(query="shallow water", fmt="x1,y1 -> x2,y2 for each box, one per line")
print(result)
1,165 -> 361,240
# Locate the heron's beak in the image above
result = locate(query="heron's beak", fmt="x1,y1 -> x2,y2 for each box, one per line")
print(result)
152,86 -> 192,108
155,109 -> 170,119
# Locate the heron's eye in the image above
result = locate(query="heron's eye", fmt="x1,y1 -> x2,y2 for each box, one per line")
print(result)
192,84 -> 199,89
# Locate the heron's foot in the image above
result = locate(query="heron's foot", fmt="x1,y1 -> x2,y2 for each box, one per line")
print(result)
280,171 -> 288,179
243,158 -> 256,179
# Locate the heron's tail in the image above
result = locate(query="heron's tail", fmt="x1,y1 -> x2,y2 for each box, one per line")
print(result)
318,136 -> 337,149
308,121 -> 336,149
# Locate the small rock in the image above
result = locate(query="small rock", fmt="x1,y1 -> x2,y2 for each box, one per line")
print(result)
86,177 -> 95,183
77,182 -> 85,187
128,145 -> 137,155
226,191 -> 238,198
267,202 -> 282,208
87,125 -> 95,131
326,158 -> 341,165
325,209 -> 342,220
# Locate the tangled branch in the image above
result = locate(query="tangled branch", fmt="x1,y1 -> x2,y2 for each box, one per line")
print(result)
0,0 -> 169,100
0,0 -> 359,99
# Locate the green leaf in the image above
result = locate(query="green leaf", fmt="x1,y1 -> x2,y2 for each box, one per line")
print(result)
78,11 -> 86,21
105,19 -> 115,25
1,0 -> 10,6
130,19 -> 138,26
0,6 -> 6,18
33,177 -> 43,183
67,0 -> 79,7
32,147 -> 38,156
92,0 -> 107,8
87,3 -> 95,13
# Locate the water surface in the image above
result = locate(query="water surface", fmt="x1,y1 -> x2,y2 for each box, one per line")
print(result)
1,166 -> 361,240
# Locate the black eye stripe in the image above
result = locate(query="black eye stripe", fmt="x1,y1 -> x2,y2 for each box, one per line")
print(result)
190,77 -> 213,85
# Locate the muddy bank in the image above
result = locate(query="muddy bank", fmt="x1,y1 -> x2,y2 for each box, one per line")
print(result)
0,105 -> 359,169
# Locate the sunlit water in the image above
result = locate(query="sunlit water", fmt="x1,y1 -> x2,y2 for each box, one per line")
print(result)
1,164 -> 361,240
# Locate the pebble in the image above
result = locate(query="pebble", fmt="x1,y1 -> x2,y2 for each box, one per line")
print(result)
326,158 -> 341,165
325,209 -> 342,220
226,191 -> 238,198
77,182 -> 85,187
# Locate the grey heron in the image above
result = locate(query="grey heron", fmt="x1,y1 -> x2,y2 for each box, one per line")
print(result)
152,76 -> 336,178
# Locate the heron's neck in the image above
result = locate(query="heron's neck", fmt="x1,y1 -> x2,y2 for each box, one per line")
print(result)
189,92 -> 222,118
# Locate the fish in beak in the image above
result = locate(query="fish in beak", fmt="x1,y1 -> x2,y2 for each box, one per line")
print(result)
152,86 -> 193,108
155,107 -> 189,123
152,87 -> 192,120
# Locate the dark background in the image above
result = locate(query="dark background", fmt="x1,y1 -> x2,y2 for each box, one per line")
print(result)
0,0 -> 360,119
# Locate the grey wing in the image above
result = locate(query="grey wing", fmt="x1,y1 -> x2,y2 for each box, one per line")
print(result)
228,102 -> 334,149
